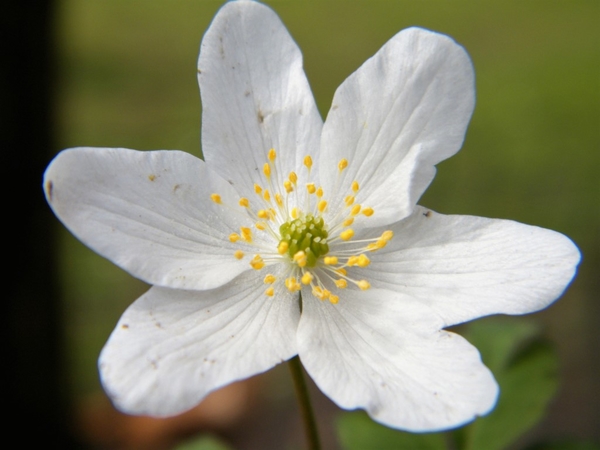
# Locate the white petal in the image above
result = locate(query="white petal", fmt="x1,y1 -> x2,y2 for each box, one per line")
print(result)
44,147 -> 256,290
99,269 -> 300,417
198,1 -> 322,198
298,290 -> 498,432
320,28 -> 475,227
361,206 -> 581,326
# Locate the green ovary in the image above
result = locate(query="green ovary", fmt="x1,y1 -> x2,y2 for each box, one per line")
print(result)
279,214 -> 329,267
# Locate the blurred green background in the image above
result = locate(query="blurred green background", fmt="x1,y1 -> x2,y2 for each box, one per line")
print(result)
50,1 -> 598,449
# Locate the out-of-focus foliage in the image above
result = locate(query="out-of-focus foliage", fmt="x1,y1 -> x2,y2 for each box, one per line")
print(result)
175,435 -> 233,450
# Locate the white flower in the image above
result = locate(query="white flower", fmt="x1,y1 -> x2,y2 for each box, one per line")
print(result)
43,0 -> 580,432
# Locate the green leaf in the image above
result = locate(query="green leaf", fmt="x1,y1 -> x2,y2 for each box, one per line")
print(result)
461,318 -> 560,450
337,411 -> 446,450
174,434 -> 233,450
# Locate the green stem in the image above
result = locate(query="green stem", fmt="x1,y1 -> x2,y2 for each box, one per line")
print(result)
288,355 -> 321,450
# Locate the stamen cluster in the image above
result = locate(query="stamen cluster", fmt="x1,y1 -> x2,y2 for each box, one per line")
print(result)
210,148 -> 393,304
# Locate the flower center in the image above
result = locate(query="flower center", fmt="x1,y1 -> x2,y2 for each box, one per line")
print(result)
210,148 -> 393,304
278,213 -> 329,267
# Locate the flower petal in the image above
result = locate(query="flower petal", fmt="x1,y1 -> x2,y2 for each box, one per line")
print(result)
99,269 -> 300,417
298,290 -> 498,431
44,147 -> 255,290
320,27 -> 475,227
198,1 -> 322,198
361,206 -> 581,326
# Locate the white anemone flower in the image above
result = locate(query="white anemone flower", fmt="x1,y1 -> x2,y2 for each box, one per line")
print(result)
44,0 -> 580,432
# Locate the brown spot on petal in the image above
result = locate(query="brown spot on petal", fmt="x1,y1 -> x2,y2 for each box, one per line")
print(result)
45,180 -> 53,201
148,174 -> 156,181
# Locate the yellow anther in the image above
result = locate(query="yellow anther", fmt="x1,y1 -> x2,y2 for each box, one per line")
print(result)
268,148 -> 277,162
357,254 -> 371,267
324,256 -> 338,265
210,193 -> 222,204
263,162 -> 271,177
321,289 -> 332,301
254,184 -> 263,194
350,204 -> 361,216
284,180 -> 293,193
343,218 -> 354,227
312,286 -> 323,297
348,256 -> 359,266
239,197 -> 249,207
291,207 -> 299,219
340,229 -> 355,241
366,242 -> 379,251
275,193 -> 283,206
335,279 -> 348,289
263,189 -> 271,201
362,207 -> 374,217
278,241 -> 289,255
293,251 -> 307,268
250,254 -> 265,270
257,209 -> 269,219
329,294 -> 339,304
381,230 -> 394,241
375,239 -> 388,250
306,183 -> 316,194
229,233 -> 241,243
264,274 -> 276,284
316,187 -> 324,198
352,181 -> 359,192
234,250 -> 245,260
338,159 -> 349,171
289,172 -> 298,184
304,155 -> 313,169
285,277 -> 301,292
301,272 -> 313,285
255,222 -> 267,230
318,200 -> 327,213
265,286 -> 275,297
240,227 -> 253,243
336,268 -> 347,276
344,195 -> 355,206
357,280 -> 371,290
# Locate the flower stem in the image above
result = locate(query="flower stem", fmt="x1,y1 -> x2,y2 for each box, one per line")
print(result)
288,355 -> 321,450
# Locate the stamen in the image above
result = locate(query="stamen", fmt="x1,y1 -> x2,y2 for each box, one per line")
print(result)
239,197 -> 249,208
250,254 -> 265,270
210,193 -> 222,204
234,250 -> 244,259
304,156 -> 312,169
324,256 -> 338,265
344,195 -> 355,206
301,272 -> 313,285
255,222 -> 267,231
352,181 -> 359,192
254,184 -> 263,194
265,286 -> 275,296
293,251 -> 307,268
338,159 -> 348,171
229,233 -> 241,243
317,200 -> 327,213
306,183 -> 316,194
268,148 -> 277,162
357,280 -> 371,290
285,277 -> 301,292
289,172 -> 298,184
263,190 -> 271,202
240,227 -> 253,243
329,294 -> 339,304
257,209 -> 270,219
278,241 -> 289,255
362,207 -> 374,217
263,162 -> 271,178
316,187 -> 324,198
340,229 -> 354,241
264,274 -> 276,284
334,279 -> 347,289
350,204 -> 361,216
343,218 -> 354,227
284,180 -> 293,193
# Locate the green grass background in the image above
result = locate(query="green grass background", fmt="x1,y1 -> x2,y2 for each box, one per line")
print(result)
53,0 -> 599,447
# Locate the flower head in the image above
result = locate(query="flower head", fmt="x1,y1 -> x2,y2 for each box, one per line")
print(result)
43,0 -> 580,432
